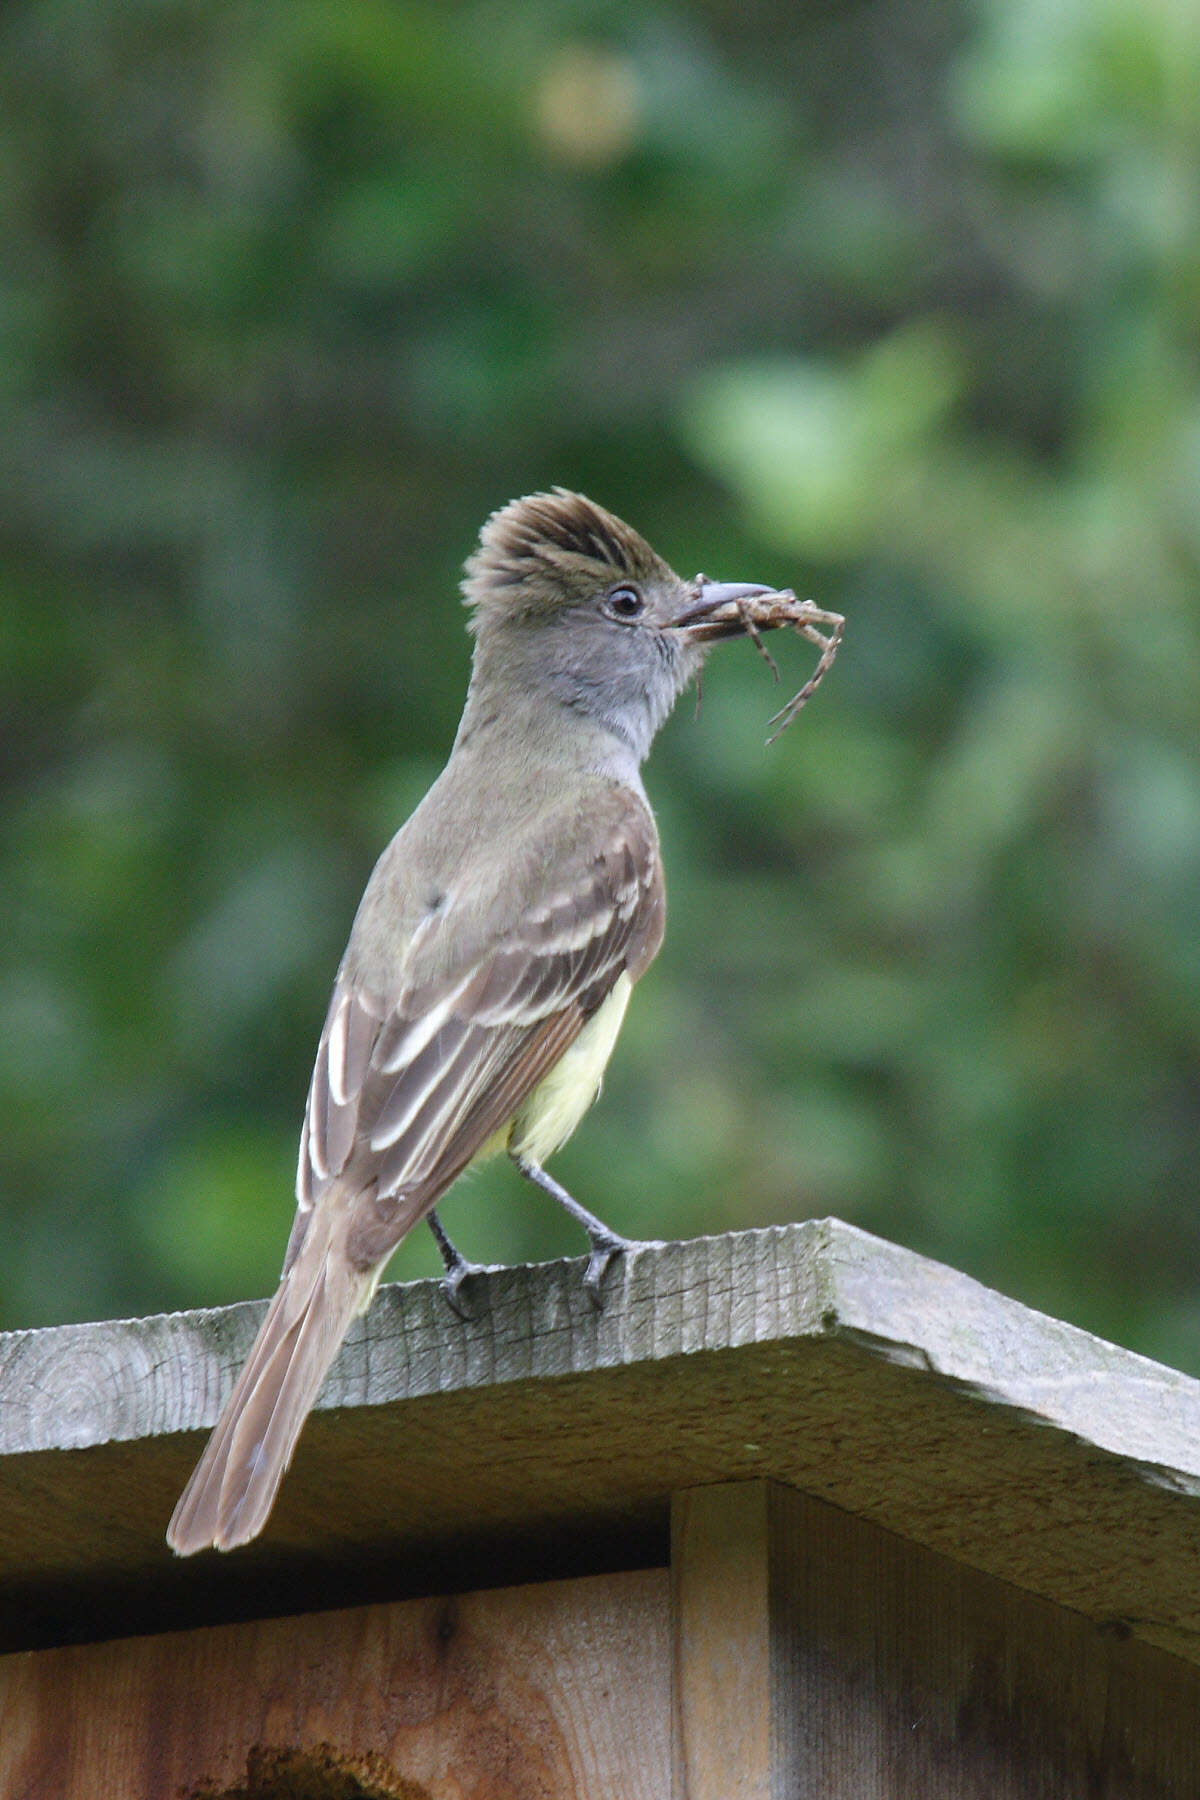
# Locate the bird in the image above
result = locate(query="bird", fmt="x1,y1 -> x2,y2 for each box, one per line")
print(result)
167,488 -> 791,1554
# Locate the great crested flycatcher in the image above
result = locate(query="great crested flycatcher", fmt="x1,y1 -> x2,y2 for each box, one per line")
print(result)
168,488 -> 794,1555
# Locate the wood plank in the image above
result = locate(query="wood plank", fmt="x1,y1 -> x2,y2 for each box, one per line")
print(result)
6,1222 -> 1200,1663
671,1483 -> 772,1800
673,1481 -> 1200,1800
0,1567 -> 670,1799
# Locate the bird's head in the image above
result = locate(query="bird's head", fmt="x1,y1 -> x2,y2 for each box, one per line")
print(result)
460,488 -> 787,765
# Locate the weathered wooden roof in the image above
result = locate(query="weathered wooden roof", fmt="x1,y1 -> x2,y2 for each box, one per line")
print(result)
4,1219 -> 1200,1657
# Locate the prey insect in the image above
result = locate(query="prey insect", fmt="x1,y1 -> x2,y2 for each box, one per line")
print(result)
734,595 -> 781,685
690,581 -> 845,742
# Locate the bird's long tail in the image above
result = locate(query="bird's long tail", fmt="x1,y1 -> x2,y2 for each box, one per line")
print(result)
167,1210 -> 372,1555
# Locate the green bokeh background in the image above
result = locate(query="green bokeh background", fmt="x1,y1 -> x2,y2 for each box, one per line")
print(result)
3,0 -> 1199,1369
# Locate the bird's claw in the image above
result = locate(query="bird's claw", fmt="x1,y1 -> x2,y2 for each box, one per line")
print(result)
582,1231 -> 633,1308
428,1208 -> 492,1320
439,1258 -> 485,1320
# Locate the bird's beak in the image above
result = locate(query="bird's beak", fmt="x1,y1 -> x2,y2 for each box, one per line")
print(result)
669,580 -> 793,642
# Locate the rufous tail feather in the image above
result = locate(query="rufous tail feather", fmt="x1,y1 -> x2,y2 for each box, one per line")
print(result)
167,1213 -> 371,1554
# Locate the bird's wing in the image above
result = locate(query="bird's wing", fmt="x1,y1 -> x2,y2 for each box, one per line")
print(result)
285,799 -> 665,1275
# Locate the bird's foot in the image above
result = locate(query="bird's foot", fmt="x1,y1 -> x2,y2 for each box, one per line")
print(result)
427,1209 -> 489,1320
510,1154 -> 643,1311
441,1257 -> 490,1320
582,1226 -> 636,1308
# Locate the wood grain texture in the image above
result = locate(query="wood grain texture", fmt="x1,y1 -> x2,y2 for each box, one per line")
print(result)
671,1483 -> 772,1800
0,1567 -> 670,1800
764,1483 -> 1200,1799
6,1221 -> 1200,1662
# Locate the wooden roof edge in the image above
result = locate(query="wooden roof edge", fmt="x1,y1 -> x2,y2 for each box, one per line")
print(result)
3,1218 -> 1199,1493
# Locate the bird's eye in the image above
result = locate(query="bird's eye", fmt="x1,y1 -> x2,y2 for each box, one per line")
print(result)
605,585 -> 644,621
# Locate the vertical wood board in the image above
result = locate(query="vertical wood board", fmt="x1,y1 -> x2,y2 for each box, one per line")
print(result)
0,1567 -> 670,1800
671,1482 -> 772,1800
673,1481 -> 1200,1800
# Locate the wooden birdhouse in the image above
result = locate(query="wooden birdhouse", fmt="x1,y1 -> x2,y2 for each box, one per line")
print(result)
3,1220 -> 1200,1796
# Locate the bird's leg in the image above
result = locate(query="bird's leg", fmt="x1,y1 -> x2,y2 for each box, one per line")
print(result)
511,1154 -> 635,1306
427,1208 -> 487,1319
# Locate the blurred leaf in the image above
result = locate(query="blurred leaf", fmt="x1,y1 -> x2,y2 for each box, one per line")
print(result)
682,322 -> 966,559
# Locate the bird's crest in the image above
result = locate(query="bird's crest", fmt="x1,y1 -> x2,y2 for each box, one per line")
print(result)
462,489 -> 673,625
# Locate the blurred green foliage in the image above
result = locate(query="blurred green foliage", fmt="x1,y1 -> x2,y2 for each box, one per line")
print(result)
2,0 -> 1198,1369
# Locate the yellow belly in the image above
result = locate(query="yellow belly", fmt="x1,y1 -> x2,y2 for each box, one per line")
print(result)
478,972 -> 632,1167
